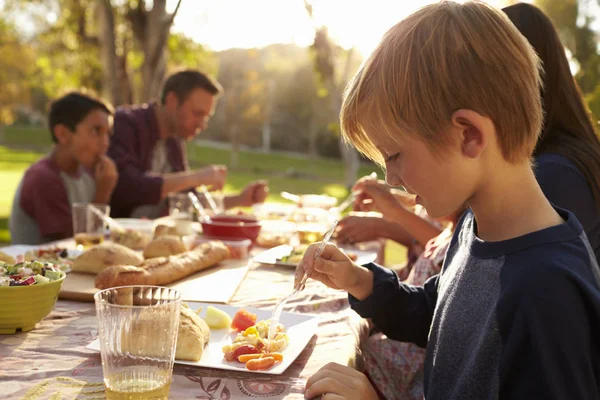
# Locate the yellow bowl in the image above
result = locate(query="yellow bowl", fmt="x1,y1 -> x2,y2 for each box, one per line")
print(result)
0,274 -> 65,334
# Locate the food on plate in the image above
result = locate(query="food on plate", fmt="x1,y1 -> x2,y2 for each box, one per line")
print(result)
256,233 -> 290,248
143,235 -> 187,259
94,241 -> 230,289
230,308 -> 257,331
222,317 -> 289,370
110,228 -> 151,250
176,304 -> 211,361
0,251 -> 15,264
153,224 -> 178,238
278,245 -> 357,264
278,245 -> 308,265
0,260 -> 65,286
72,242 -> 144,275
121,303 -> 210,362
23,247 -> 74,272
204,305 -> 232,329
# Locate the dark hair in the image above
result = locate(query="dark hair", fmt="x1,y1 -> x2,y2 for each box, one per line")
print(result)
160,70 -> 223,104
48,92 -> 113,143
503,3 -> 600,207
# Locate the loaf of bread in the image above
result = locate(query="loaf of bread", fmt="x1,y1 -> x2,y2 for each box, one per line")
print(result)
72,242 -> 144,274
176,304 -> 211,361
94,241 -> 230,289
0,251 -> 15,264
143,235 -> 187,259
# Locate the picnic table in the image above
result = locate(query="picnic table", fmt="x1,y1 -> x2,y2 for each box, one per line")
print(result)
0,239 -> 384,399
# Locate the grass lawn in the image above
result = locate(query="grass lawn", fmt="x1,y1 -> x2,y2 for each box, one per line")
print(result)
0,126 -> 406,265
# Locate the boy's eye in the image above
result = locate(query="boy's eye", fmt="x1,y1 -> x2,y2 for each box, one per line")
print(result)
385,153 -> 400,162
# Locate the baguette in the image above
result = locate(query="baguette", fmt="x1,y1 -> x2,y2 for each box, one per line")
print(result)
95,241 -> 230,290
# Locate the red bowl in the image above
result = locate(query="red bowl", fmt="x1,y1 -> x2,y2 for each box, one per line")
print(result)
200,215 -> 262,243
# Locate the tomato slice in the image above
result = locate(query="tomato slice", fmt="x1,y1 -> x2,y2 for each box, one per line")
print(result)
232,345 -> 259,361
231,309 -> 257,331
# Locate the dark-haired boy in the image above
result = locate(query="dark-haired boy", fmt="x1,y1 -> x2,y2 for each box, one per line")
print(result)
108,69 -> 268,219
10,92 -> 116,244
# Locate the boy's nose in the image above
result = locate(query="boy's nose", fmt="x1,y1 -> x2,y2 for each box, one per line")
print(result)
385,172 -> 403,188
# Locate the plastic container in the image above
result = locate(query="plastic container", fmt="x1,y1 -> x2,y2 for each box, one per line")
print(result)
255,220 -> 296,248
0,273 -> 66,334
194,236 -> 252,260
200,215 -> 262,243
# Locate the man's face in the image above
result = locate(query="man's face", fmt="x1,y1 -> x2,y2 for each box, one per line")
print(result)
167,88 -> 215,140
60,109 -> 112,170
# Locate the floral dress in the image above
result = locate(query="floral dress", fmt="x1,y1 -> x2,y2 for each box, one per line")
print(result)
363,227 -> 453,400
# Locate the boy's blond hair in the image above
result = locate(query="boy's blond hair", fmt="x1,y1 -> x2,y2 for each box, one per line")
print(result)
341,1 -> 543,165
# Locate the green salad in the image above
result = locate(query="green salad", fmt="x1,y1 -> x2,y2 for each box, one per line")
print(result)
0,260 -> 65,287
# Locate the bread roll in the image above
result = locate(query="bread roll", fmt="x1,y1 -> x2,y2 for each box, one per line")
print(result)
95,241 -> 229,289
0,251 -> 15,264
110,229 -> 151,250
154,224 -> 178,238
176,304 -> 210,361
143,235 -> 187,259
72,242 -> 143,274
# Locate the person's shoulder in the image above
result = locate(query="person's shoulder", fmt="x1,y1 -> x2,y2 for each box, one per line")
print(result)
535,152 -> 586,182
114,102 -> 153,121
502,227 -> 597,298
22,157 -> 61,186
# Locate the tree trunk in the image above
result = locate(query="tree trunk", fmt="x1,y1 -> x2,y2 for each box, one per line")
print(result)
129,0 -> 182,102
97,0 -> 120,106
262,79 -> 275,153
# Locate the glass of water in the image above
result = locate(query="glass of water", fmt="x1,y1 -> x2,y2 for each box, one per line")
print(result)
94,286 -> 181,400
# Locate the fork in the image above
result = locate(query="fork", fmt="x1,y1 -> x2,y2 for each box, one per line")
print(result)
266,219 -> 338,350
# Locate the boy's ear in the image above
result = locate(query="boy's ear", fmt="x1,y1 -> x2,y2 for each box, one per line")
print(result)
451,109 -> 491,159
53,124 -> 72,145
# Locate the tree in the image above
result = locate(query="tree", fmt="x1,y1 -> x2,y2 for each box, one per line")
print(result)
0,18 -> 35,129
5,0 -> 186,107
536,0 -> 600,120
304,0 -> 360,187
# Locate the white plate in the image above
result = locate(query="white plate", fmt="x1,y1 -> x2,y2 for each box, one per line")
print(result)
253,245 -> 378,268
86,302 -> 319,375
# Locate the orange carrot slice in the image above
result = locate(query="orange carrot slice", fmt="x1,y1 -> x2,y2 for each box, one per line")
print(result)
238,353 -> 284,363
246,356 -> 276,370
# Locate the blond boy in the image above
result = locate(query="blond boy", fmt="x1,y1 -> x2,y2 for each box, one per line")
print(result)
296,2 -> 600,399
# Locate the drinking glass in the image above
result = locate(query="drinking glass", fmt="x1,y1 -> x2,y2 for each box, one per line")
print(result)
72,203 -> 109,249
94,286 -> 182,400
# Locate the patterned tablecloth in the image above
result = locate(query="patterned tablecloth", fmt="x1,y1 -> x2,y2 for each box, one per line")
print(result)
0,244 -> 381,399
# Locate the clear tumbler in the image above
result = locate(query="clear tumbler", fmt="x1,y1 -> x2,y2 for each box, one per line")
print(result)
94,286 -> 181,400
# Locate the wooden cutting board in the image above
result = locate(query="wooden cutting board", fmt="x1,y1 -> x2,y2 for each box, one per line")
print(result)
59,258 -> 250,304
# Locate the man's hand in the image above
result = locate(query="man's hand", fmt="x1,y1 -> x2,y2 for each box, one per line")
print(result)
196,165 -> 227,190
304,363 -> 379,400
93,155 -> 118,203
225,180 -> 269,209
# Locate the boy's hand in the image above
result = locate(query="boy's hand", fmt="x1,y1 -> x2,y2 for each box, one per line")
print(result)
294,242 -> 373,300
304,362 -> 379,400
196,165 -> 227,190
94,155 -> 118,195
